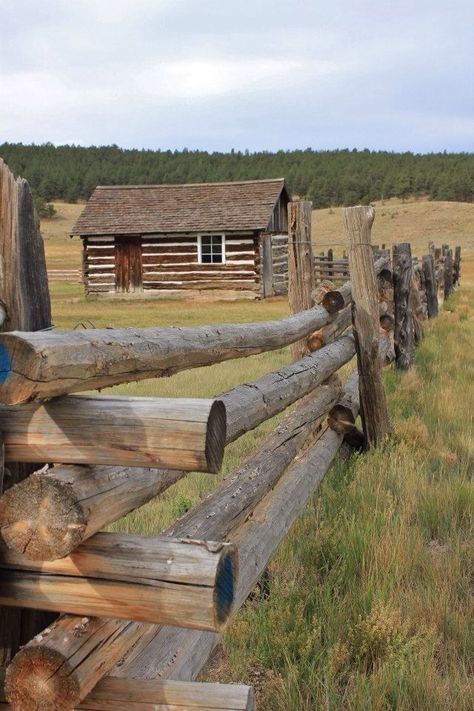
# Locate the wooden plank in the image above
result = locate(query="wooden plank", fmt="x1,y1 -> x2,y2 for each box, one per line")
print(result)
0,303 -> 335,404
0,339 -> 353,560
343,206 -> 391,447
0,159 -> 54,665
287,201 -> 314,360
0,397 -> 226,473
4,385 -> 341,709
393,243 -> 415,369
0,536 -> 237,630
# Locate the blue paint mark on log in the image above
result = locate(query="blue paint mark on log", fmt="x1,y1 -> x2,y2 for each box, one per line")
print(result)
0,344 -> 11,383
215,550 -> 236,626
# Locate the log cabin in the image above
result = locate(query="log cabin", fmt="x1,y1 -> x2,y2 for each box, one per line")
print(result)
71,178 -> 289,298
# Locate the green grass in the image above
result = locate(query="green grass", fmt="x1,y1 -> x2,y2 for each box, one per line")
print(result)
202,264 -> 474,710
42,203 -> 474,709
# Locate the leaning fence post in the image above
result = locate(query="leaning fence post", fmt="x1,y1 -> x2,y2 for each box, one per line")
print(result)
392,243 -> 415,370
422,254 -> 438,318
287,200 -> 314,361
343,205 -> 391,447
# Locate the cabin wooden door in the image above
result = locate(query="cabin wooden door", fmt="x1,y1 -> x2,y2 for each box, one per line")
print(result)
115,238 -> 143,293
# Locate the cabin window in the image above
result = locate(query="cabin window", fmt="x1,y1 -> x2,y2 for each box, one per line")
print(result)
198,234 -> 225,264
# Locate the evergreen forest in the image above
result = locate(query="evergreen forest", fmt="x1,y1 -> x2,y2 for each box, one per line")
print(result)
1,143 -> 472,209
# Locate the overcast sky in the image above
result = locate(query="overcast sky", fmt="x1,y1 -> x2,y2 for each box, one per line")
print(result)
1,0 -> 473,152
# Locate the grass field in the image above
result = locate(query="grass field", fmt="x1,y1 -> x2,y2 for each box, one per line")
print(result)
40,200 -> 474,709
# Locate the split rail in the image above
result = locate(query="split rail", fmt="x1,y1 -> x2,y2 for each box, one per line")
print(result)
0,160 -> 462,710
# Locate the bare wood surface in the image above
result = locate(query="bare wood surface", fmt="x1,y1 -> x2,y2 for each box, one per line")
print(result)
0,338 -> 353,561
0,396 -> 226,473
221,334 -> 354,442
0,464 -> 186,561
307,306 -> 351,351
0,536 -> 237,630
5,385 -> 340,709
393,243 -> 415,370
0,301 -> 335,405
110,427 -> 343,683
422,254 -> 438,318
343,206 -> 391,447
4,617 -> 146,711
0,160 -> 53,663
1,670 -> 255,710
287,201 -> 314,360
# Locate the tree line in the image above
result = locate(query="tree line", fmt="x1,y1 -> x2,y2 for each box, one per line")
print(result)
1,143 -> 472,210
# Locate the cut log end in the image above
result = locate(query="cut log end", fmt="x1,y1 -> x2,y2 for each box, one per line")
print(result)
214,547 -> 238,628
0,471 -> 86,561
322,290 -> 345,314
5,645 -> 80,711
205,400 -> 227,473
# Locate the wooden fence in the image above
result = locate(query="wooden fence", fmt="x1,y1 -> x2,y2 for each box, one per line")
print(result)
0,161 -> 462,710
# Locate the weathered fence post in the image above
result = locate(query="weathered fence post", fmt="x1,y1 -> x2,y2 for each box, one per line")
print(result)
392,243 -> 415,370
444,248 -> 453,300
422,254 -> 438,318
287,200 -> 314,360
0,159 -> 53,664
343,206 -> 391,447
453,246 -> 461,286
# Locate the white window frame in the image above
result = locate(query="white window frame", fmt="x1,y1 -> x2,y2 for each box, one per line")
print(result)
197,234 -> 226,265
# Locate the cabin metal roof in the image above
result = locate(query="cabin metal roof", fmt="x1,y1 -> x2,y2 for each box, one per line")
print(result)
71,179 -> 288,236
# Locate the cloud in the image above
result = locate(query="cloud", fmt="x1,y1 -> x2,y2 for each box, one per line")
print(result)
0,0 -> 472,151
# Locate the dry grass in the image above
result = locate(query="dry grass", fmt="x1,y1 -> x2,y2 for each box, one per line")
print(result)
39,201 -> 474,709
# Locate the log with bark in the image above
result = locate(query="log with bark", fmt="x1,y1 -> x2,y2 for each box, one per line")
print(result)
0,302 -> 335,405
0,337 -> 354,561
444,249 -> 453,300
4,385 -> 341,710
393,243 -> 415,370
0,535 -> 237,630
422,254 -> 438,318
0,397 -> 226,473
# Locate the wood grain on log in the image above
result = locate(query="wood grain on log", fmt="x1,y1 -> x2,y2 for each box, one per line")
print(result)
110,427 -> 343,684
0,396 -> 226,473
0,536 -> 237,630
343,206 -> 391,447
287,201 -> 314,360
4,385 -> 340,709
393,243 -> 415,370
0,338 -> 353,560
307,306 -> 352,351
0,302 -> 336,405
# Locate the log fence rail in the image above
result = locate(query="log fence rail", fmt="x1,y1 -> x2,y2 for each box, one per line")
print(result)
0,159 -> 462,711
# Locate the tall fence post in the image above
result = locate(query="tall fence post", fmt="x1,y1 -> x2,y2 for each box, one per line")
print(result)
343,205 -> 391,447
287,200 -> 314,361
422,254 -> 438,318
453,246 -> 461,286
0,159 -> 53,665
444,248 -> 453,300
392,243 -> 415,369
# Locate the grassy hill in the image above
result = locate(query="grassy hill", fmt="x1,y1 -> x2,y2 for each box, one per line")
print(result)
41,198 -> 474,275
